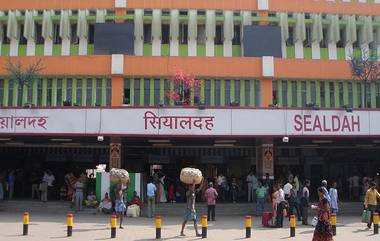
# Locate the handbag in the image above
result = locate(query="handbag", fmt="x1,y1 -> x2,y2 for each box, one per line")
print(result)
312,216 -> 318,227
362,210 -> 371,223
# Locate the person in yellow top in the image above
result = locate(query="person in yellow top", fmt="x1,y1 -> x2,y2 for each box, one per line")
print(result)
364,182 -> 380,229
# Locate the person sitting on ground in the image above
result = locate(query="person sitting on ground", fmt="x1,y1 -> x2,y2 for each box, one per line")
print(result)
98,192 -> 112,214
130,191 -> 143,209
85,191 -> 98,208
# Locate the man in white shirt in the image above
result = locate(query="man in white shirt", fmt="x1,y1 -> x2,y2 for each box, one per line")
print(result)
275,183 -> 286,228
283,181 -> 293,200
246,171 -> 257,202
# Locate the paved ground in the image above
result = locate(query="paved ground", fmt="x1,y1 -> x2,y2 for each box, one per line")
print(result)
0,211 -> 378,241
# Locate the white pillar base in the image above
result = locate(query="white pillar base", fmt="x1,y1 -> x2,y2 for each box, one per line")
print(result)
26,40 -> 35,56
295,41 -> 304,59
311,42 -> 321,59
170,39 -> 179,56
188,39 -> 197,56
61,38 -> 70,56
44,38 -> 53,56
78,38 -> 88,56
206,39 -> 215,57
152,39 -> 161,56
281,41 -> 287,58
10,38 -> 19,56
328,42 -> 337,60
223,40 -> 233,57
345,43 -> 353,60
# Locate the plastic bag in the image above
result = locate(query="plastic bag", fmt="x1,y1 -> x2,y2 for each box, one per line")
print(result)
362,210 -> 371,223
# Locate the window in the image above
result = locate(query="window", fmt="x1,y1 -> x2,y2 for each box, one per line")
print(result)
46,79 -> 52,106
215,80 -> 221,106
292,80 -> 298,107
106,78 -> 111,106
282,80 -> 288,106
286,27 -> 294,46
339,82 -> 344,106
134,78 -> 140,105
320,81 -> 326,107
8,81 -> 13,106
17,81 -> 22,106
35,23 -> 43,44
162,24 -> 170,44
57,79 -> 62,106
366,82 -> 371,107
86,79 -> 92,106
2,25 -> 10,44
348,82 -> 353,107
353,29 -> 360,49
301,81 -> 307,106
96,79 -> 102,105
154,79 -> 160,106
254,80 -> 261,107
53,23 -> 61,44
197,24 -> 206,45
197,10 -> 205,16
179,24 -> 188,44
144,10 -> 152,16
164,79 -> 170,105
272,80 -> 278,105
179,10 -> 188,16
88,24 -> 95,44
232,25 -> 241,45
244,80 -> 250,106
124,78 -> 130,104
71,24 -> 78,44
304,25 -> 312,47
329,81 -> 335,107
205,79 -> 211,105
144,24 -> 152,44
358,82 -> 363,108
337,28 -> 345,48
320,28 -> 328,48
76,79 -> 82,105
225,80 -> 230,106
235,80 -> 241,105
215,25 -> 223,45
37,79 -> 42,106
66,79 -> 72,102
311,81 -> 316,104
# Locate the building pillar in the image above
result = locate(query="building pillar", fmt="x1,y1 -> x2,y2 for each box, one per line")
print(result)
111,54 -> 124,106
109,138 -> 122,169
256,139 -> 274,180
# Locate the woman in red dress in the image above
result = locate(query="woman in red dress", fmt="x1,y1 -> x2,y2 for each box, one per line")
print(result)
312,187 -> 333,241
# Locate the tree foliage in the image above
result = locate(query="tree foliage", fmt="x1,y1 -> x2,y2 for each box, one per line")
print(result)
4,59 -> 44,88
165,70 -> 202,105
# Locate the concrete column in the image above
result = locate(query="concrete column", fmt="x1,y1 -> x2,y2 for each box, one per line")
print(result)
256,139 -> 274,180
188,10 -> 197,56
170,9 -> 179,56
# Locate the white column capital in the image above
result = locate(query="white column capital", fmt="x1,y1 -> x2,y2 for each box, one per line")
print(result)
112,54 -> 124,75
262,56 -> 274,77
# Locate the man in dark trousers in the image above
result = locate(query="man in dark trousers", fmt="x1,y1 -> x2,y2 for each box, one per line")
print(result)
205,182 -> 218,221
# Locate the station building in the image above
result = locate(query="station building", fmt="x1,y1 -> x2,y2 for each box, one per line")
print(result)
1,0 -> 380,199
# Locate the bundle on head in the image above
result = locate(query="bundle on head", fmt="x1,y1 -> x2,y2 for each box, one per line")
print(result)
180,168 -> 203,185
110,168 -> 129,183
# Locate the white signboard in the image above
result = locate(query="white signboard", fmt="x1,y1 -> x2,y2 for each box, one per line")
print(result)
0,107 -> 379,137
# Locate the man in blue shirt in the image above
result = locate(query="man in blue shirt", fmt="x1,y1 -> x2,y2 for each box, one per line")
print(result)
147,177 -> 157,218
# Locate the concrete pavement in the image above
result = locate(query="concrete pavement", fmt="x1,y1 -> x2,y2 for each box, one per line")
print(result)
0,211 -> 378,241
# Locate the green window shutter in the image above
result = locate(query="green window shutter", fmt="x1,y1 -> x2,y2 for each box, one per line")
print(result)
315,80 -> 321,107
353,80 -> 358,108
220,79 -> 225,106
371,81 -> 376,108
160,78 -> 164,104
169,80 -> 174,105
13,81 -> 18,107
277,80 -> 283,106
200,79 -> 205,104
240,79 -> 245,106
230,79 -> 235,103
150,78 -> 154,106
32,79 -> 38,105
343,81 -> 349,106
297,81 -> 302,107
92,78 -> 97,106
334,81 -> 339,107
3,79 -> 9,106
52,78 -> 57,106
62,78 -> 67,103
42,78 -> 47,106
325,81 -> 330,107
306,80 -> 311,104
82,78 -> 87,106
129,78 -> 134,106
140,78 -> 144,106
210,79 -> 215,106
287,80 -> 292,107
250,80 -> 255,107
22,84 -> 28,106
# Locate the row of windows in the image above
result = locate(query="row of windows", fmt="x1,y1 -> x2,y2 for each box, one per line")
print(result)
0,77 -> 111,107
123,78 -> 261,107
273,80 -> 380,108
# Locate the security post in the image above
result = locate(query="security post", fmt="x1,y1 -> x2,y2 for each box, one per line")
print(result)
111,213 -> 117,238
331,213 -> 337,236
374,212 -> 379,235
245,216 -> 252,238
22,212 -> 29,236
290,215 -> 296,237
202,215 -> 208,238
67,213 -> 73,237
155,216 -> 161,239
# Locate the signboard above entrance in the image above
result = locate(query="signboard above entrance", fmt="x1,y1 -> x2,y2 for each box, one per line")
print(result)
0,107 -> 379,137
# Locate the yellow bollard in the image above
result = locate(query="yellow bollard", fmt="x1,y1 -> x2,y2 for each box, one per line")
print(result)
22,212 -> 29,236
155,216 -> 161,239
67,213 -> 74,237
374,213 -> 379,235
290,215 -> 296,237
330,213 -> 337,236
201,215 -> 208,238
245,216 -> 252,238
111,213 -> 117,238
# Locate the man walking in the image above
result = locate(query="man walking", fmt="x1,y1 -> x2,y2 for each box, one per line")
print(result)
246,171 -> 257,202
301,180 -> 310,225
180,180 -> 201,237
329,181 -> 339,214
364,182 -> 380,229
74,178 -> 84,212
256,182 -> 267,216
275,183 -> 286,228
205,182 -> 218,221
147,177 -> 157,218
